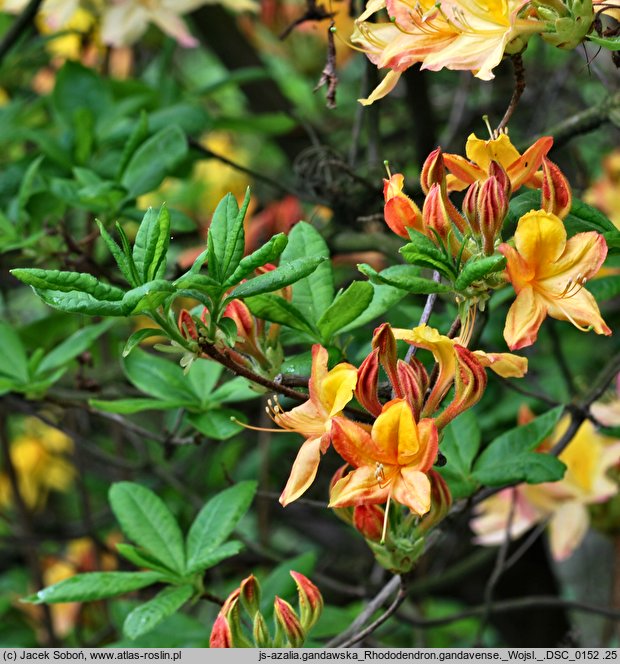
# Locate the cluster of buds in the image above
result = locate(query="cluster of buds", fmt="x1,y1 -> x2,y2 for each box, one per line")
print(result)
533,0 -> 594,49
210,572 -> 323,648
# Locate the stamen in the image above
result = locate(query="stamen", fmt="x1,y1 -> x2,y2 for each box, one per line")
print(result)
553,301 -> 592,333
553,274 -> 586,300
230,416 -> 290,433
381,493 -> 392,544
482,115 -> 494,140
384,160 -> 392,178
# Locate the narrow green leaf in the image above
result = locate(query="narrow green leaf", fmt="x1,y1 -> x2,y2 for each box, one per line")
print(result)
0,322 -> 29,382
116,544 -> 175,576
358,263 -> 452,294
206,192 -> 246,283
132,206 -> 171,283
89,398 -> 191,414
437,410 -> 481,499
186,409 -> 245,440
173,273 -> 221,299
186,481 -> 257,572
123,585 -> 194,640
117,110 -> 149,179
564,199 -> 617,235
223,233 -> 289,287
121,125 -> 188,199
109,482 -> 186,574
185,359 -> 224,405
26,571 -> 161,604
17,155 -> 44,222
121,280 -> 176,315
52,62 -> 111,129
340,282 -> 408,333
472,406 -> 566,486
454,255 -> 506,291
317,281 -> 374,341
228,256 -> 326,300
185,541 -> 244,575
37,320 -> 114,374
34,289 -> 126,317
122,329 -> 163,358
10,268 -> 124,301
279,222 -> 334,325
587,33 -> 620,50
245,294 -> 317,336
97,220 -> 138,287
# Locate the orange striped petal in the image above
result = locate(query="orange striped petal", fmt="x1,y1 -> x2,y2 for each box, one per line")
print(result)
503,284 -> 547,350
279,435 -> 325,507
392,467 -> 432,516
328,465 -> 392,508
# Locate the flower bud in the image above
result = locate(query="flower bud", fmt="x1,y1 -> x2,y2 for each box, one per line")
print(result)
478,174 -> 509,255
273,597 -> 305,648
396,359 -> 428,420
420,147 -> 445,195
209,613 -> 233,648
353,504 -> 385,542
178,309 -> 198,341
383,174 -> 424,238
291,571 -> 323,631
415,470 -> 452,534
355,349 -> 383,417
541,158 -> 572,219
253,612 -> 271,647
435,345 -> 487,429
240,574 -> 261,618
372,323 -> 399,392
422,184 -> 465,252
462,181 -> 481,235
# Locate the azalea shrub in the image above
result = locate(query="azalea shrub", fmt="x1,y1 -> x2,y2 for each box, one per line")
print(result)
1,0 -> 620,650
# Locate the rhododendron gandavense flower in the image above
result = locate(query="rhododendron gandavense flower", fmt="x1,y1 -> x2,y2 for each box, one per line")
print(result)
271,345 -> 357,506
499,210 -> 611,350
329,399 -> 439,536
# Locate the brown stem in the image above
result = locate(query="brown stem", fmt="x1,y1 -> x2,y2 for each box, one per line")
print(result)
496,54 -> 526,134
314,20 -> 338,109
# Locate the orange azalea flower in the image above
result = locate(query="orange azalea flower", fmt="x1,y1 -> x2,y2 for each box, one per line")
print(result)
498,210 -> 611,350
329,399 -> 438,528
277,346 -> 357,506
443,132 -> 553,192
383,173 -> 424,239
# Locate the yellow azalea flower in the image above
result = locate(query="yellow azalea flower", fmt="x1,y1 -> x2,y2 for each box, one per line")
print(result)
329,399 -> 439,518
352,0 -> 543,105
499,210 -> 611,350
0,418 -> 74,511
471,417 -> 620,561
276,346 -> 357,506
443,131 -> 553,192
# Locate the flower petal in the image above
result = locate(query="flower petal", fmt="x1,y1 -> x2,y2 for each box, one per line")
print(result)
547,501 -> 589,561
329,465 -> 391,507
331,417 -> 392,467
473,350 -> 528,378
392,467 -> 431,515
513,210 -> 567,271
372,399 -> 419,461
279,436 -> 325,506
359,70 -> 402,106
503,284 -> 547,350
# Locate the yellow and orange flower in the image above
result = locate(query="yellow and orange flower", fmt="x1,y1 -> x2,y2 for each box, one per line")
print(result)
471,415 -> 620,561
499,210 -> 611,350
278,346 -> 357,506
329,399 -> 438,517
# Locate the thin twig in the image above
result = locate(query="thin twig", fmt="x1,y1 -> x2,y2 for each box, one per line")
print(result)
405,271 -> 441,363
548,320 -> 577,396
0,0 -> 44,63
314,21 -> 338,109
496,54 -> 526,133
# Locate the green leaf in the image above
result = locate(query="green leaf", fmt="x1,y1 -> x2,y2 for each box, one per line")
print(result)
317,281 -> 374,341
35,289 -> 126,317
0,322 -> 29,383
109,482 -> 186,574
89,398 -> 191,414
10,269 -> 124,302
121,280 -> 176,315
207,190 -> 251,283
280,222 -> 334,325
564,199 -> 617,235
186,481 -> 257,573
400,232 -> 456,280
472,406 -> 566,486
223,233 -> 289,287
16,155 -> 44,223
173,273 -> 220,300
132,206 -> 171,283
97,221 -> 139,287
228,256 -> 326,300
37,320 -> 114,374
117,110 -> 149,179
340,282 -> 408,333
454,255 -> 506,291
586,276 -> 620,302
116,544 -> 175,576
587,33 -> 620,50
52,62 -> 111,129
186,409 -> 246,439
185,541 -> 244,575
437,410 -> 481,499
244,294 -> 317,336
121,125 -> 188,199
358,263 -> 452,294
185,359 -> 223,405
603,230 -> 620,253
122,329 -> 163,358
122,348 -> 198,403
506,190 -> 540,226
25,571 -> 161,604
123,585 -> 194,640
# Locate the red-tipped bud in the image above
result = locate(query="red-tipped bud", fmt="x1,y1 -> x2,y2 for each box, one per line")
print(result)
420,147 -> 445,195
395,359 -> 427,419
541,158 -> 572,219
488,160 -> 512,199
291,571 -> 323,631
178,309 -> 198,341
210,613 -> 233,648
356,349 -> 383,417
435,345 -> 487,429
240,574 -> 261,618
372,323 -> 399,393
462,181 -> 481,235
353,504 -> 385,542
383,174 -> 424,239
422,184 -> 466,251
416,470 -> 452,534
274,597 -> 305,647
478,175 -> 509,256
224,300 -> 255,341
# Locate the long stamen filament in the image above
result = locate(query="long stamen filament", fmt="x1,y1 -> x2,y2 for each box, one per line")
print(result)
381,493 -> 392,544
